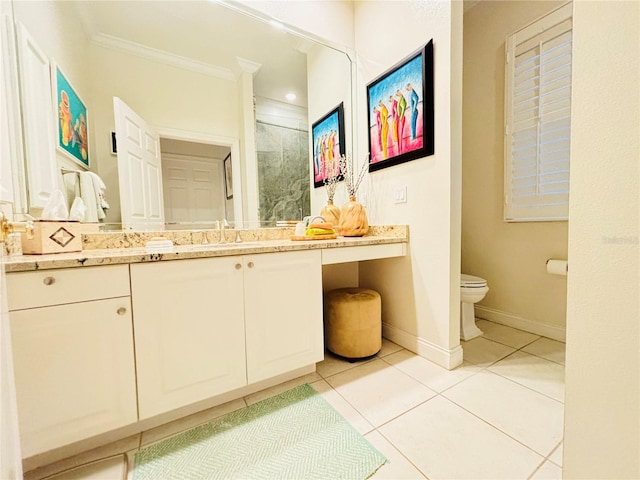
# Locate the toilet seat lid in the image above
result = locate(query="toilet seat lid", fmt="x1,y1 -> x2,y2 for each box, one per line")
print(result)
461,274 -> 487,287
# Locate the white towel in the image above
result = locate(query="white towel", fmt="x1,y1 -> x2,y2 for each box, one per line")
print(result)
86,171 -> 108,220
79,172 -> 99,222
86,171 -> 105,191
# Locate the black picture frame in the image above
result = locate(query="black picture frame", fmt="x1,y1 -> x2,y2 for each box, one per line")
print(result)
223,153 -> 233,199
110,131 -> 117,155
366,40 -> 434,172
311,103 -> 346,188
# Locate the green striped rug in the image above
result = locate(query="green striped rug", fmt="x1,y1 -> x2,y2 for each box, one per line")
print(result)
133,384 -> 387,480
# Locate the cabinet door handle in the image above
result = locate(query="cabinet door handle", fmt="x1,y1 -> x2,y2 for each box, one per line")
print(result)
247,261 -> 254,268
235,263 -> 242,270
43,276 -> 55,286
117,307 -> 127,315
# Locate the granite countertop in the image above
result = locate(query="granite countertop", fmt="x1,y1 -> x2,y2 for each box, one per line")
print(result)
4,225 -> 409,272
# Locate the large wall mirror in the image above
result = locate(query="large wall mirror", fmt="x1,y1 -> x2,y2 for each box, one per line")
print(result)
1,0 -> 353,230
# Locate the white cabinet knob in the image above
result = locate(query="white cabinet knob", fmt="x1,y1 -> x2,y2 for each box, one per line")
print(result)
235,263 -> 242,270
117,307 -> 127,315
43,277 -> 55,286
247,261 -> 254,268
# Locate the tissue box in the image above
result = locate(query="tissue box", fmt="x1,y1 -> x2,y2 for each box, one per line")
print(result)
22,221 -> 82,254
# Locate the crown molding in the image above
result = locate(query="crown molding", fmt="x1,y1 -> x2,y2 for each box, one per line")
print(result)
91,33 -> 235,81
235,56 -> 262,75
255,96 -> 306,117
295,38 -> 315,55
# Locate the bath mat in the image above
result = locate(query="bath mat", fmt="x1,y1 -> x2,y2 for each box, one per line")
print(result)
133,384 -> 387,480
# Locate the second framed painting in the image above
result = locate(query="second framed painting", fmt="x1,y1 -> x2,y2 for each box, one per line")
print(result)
312,103 -> 345,188
366,40 -> 434,172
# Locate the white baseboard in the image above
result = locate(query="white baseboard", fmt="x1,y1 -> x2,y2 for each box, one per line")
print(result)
474,306 -> 566,342
382,322 -> 463,370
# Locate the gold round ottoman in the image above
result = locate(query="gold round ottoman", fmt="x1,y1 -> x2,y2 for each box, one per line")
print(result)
324,288 -> 382,359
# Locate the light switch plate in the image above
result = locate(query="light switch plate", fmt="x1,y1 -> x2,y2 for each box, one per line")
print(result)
393,186 -> 407,204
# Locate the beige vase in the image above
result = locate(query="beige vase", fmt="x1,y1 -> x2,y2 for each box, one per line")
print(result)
338,197 -> 369,237
320,200 -> 341,226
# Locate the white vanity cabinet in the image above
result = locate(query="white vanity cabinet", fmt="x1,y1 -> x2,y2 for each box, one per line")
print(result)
6,266 -> 137,458
130,256 -> 247,419
130,249 -> 323,418
243,250 -> 323,383
3,238 -> 402,463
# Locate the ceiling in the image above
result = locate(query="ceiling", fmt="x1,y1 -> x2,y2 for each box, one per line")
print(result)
75,1 -> 309,107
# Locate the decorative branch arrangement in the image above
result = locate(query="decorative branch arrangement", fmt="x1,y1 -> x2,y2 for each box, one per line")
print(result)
339,154 -> 368,198
322,157 -> 341,202
337,153 -> 369,237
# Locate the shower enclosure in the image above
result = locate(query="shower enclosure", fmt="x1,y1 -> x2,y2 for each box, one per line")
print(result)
255,121 -> 310,225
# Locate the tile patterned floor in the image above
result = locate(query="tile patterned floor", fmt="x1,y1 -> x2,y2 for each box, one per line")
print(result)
29,321 -> 565,480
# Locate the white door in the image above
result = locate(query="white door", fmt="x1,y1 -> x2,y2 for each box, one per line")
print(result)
15,22 -> 56,210
114,97 -> 164,231
1,11 -> 26,211
162,154 -> 225,226
0,249 -> 23,480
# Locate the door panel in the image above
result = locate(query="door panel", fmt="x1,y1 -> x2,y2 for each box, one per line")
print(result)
114,97 -> 164,230
0,248 -> 22,478
128,152 -> 146,220
162,154 -> 224,225
131,257 -> 247,419
244,250 -> 324,383
16,23 -> 56,210
10,298 -> 137,457
146,161 -> 163,220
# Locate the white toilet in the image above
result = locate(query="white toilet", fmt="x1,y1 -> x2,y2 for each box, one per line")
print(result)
460,274 -> 489,341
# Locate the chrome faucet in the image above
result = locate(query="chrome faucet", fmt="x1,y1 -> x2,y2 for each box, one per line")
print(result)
219,219 -> 229,244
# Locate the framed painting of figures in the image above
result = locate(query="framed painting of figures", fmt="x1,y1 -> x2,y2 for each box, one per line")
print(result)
312,103 -> 345,188
366,40 -> 434,172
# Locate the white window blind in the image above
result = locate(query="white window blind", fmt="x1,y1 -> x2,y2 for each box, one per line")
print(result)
504,3 -> 572,221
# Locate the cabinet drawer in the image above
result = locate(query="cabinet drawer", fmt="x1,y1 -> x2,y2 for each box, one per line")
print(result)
6,265 -> 130,310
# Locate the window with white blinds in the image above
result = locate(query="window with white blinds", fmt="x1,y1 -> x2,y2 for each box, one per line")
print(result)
504,3 -> 572,221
